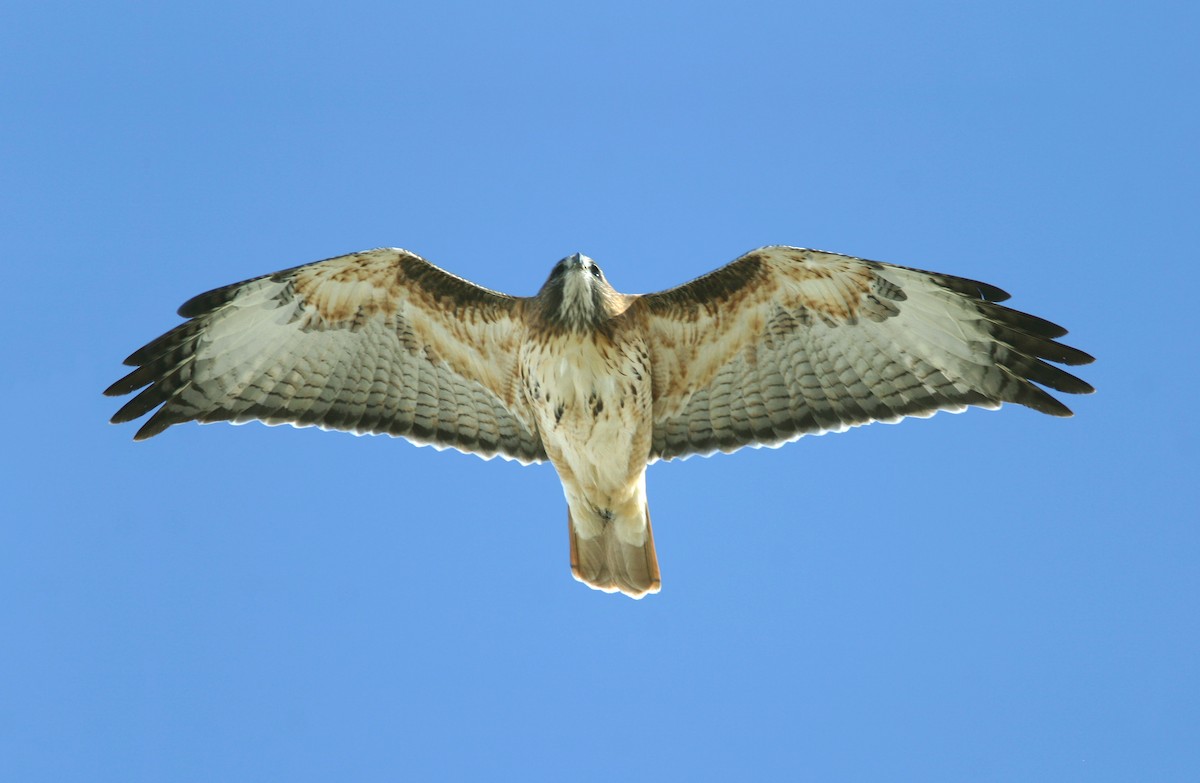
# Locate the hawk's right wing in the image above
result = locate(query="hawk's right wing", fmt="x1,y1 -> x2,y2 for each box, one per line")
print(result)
106,248 -> 548,463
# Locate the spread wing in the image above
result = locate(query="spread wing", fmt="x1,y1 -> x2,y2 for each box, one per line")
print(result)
106,248 -> 547,463
641,246 -> 1094,462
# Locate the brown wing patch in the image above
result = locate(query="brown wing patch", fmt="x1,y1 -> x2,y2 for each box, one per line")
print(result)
644,251 -> 769,321
398,254 -> 517,318
290,251 -> 403,326
641,246 -> 899,328
782,249 -> 879,324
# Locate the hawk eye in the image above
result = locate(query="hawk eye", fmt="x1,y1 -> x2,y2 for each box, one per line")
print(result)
589,264 -> 602,278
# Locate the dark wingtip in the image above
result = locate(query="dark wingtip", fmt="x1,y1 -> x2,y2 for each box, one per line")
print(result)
976,282 -> 1011,302
1032,394 -> 1075,417
104,369 -> 149,397
933,272 -> 1011,303
1071,348 -> 1096,367
177,292 -> 213,318
177,274 -> 263,317
132,408 -> 180,440
109,394 -> 152,424
1042,343 -> 1094,367
103,378 -> 130,397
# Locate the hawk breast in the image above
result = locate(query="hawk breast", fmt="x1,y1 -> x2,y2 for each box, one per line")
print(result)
520,330 -> 653,492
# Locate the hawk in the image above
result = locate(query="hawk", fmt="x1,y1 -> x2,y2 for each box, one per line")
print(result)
106,246 -> 1093,598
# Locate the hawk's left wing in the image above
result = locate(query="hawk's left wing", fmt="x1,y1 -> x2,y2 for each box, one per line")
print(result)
640,246 -> 1093,462
106,248 -> 547,463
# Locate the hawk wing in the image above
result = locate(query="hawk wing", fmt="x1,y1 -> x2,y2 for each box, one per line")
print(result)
641,246 -> 1094,462
106,248 -> 547,463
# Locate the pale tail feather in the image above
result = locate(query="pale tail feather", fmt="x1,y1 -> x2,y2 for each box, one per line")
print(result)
568,508 -> 661,599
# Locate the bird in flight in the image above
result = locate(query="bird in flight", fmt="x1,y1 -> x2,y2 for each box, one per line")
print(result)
106,246 -> 1093,598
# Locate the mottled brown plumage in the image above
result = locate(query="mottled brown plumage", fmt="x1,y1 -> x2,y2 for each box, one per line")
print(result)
107,246 -> 1094,598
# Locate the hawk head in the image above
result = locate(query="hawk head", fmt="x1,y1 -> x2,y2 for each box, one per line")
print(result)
533,253 -> 626,331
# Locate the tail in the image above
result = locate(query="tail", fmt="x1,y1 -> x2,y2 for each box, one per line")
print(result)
568,507 -> 661,599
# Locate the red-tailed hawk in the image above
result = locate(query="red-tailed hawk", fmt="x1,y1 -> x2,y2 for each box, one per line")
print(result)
106,246 -> 1093,598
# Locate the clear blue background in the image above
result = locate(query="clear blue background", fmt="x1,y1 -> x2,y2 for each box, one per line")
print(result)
3,2 -> 1196,780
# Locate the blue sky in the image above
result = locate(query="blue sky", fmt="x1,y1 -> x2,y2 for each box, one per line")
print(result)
2,1 -> 1197,780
